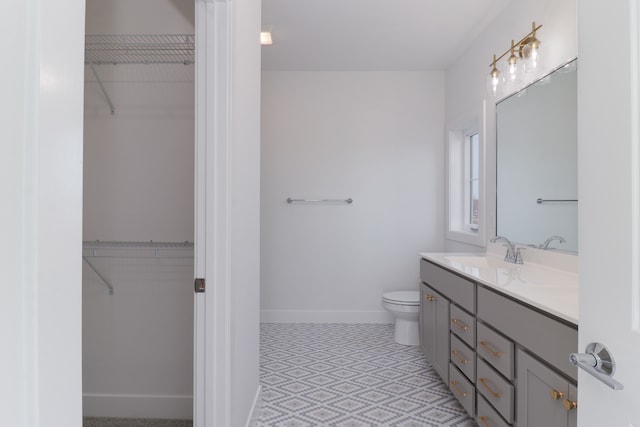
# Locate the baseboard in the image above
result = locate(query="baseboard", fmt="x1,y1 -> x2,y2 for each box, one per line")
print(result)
245,384 -> 262,427
260,310 -> 393,324
83,393 -> 192,419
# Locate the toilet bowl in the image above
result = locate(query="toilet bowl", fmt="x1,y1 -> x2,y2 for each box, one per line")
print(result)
382,291 -> 420,346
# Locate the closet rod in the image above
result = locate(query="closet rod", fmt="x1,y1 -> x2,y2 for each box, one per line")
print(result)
83,256 -> 114,295
88,60 -> 115,115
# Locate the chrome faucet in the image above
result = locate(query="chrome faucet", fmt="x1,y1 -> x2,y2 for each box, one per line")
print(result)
539,235 -> 566,249
490,235 -> 524,264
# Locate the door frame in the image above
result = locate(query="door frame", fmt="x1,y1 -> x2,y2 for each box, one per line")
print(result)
1,0 -> 86,425
193,0 -> 233,425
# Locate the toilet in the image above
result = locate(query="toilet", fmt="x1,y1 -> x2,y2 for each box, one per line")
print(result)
382,291 -> 421,346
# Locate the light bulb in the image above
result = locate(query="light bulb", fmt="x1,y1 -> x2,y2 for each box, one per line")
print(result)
486,57 -> 502,97
507,40 -> 519,83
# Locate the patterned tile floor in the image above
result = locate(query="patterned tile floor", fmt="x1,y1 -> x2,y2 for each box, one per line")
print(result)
257,323 -> 477,427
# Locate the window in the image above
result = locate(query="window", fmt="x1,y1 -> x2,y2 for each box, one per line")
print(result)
446,112 -> 485,247
466,132 -> 480,231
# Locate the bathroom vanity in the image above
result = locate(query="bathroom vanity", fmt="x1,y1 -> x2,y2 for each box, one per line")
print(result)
419,250 -> 578,427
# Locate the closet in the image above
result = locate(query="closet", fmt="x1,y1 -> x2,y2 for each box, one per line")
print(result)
82,0 -> 195,421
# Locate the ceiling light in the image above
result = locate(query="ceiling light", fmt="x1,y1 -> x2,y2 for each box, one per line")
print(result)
260,32 -> 273,46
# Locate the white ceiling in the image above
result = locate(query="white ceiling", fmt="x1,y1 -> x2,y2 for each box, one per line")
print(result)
261,0 -> 512,71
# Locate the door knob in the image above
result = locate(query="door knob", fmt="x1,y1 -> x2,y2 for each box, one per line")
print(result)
569,342 -> 624,390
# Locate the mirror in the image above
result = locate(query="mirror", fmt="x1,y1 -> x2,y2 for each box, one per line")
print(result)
496,59 -> 578,253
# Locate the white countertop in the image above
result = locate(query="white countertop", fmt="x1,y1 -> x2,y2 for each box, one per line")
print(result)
419,251 -> 578,325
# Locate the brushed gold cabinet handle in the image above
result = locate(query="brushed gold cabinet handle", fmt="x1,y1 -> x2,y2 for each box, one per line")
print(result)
478,416 -> 491,427
425,294 -> 436,302
549,389 -> 565,400
563,399 -> 577,411
451,318 -> 469,331
479,377 -> 502,398
451,349 -> 469,365
479,340 -> 502,357
449,380 -> 467,398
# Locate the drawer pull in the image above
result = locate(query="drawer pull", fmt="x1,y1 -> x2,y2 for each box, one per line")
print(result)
479,340 -> 502,357
449,380 -> 467,398
425,294 -> 436,302
451,349 -> 469,365
562,399 -> 577,411
479,377 -> 502,398
549,389 -> 565,400
451,318 -> 469,331
478,416 -> 491,427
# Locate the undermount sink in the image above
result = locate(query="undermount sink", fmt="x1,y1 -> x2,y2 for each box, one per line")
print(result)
444,255 -> 513,269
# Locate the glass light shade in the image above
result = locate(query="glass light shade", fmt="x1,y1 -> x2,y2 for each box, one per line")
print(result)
506,57 -> 521,85
486,70 -> 503,98
522,40 -> 541,73
506,41 -> 520,85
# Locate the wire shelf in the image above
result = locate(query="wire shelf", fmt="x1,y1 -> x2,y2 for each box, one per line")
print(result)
82,241 -> 194,295
83,240 -> 194,249
85,34 -> 195,65
83,240 -> 194,259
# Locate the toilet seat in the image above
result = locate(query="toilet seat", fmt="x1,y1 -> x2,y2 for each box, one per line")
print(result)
382,291 -> 420,306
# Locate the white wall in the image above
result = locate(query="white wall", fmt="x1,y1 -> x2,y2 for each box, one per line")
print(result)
445,0 -> 577,251
83,67 -> 195,242
261,71 -> 445,323
85,0 -> 194,34
83,0 -> 195,419
82,256 -> 194,419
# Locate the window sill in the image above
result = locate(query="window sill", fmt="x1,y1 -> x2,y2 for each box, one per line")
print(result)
446,228 -> 486,247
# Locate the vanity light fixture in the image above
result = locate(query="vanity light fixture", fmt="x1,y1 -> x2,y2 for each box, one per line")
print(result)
487,21 -> 542,97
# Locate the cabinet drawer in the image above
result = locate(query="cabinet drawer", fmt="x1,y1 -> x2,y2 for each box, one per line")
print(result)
476,322 -> 514,380
476,357 -> 514,423
421,259 -> 475,313
449,363 -> 475,417
450,334 -> 475,381
450,304 -> 475,347
477,394 -> 511,427
477,286 -> 578,380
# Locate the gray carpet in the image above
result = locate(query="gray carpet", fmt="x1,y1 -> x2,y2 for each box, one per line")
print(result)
83,418 -> 192,427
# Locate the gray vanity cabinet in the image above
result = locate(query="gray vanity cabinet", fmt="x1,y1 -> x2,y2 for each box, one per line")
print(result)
517,350 -> 578,427
419,258 -> 578,427
420,283 -> 450,382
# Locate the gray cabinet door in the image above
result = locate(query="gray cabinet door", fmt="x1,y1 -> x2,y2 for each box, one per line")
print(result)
567,384 -> 577,427
434,289 -> 450,381
517,349 -> 575,427
420,285 -> 434,361
420,284 -> 449,382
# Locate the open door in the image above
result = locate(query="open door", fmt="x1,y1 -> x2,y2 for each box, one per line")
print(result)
578,0 -> 640,424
